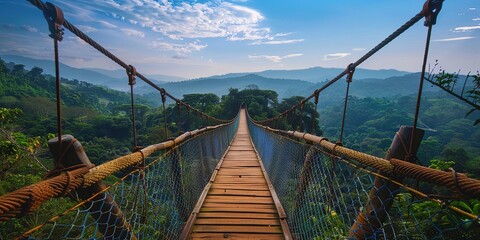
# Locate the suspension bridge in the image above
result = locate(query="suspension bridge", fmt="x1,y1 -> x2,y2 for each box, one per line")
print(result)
1,0 -> 480,239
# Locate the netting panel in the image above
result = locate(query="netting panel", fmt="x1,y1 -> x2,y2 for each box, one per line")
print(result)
25,117 -> 239,240
248,119 -> 480,240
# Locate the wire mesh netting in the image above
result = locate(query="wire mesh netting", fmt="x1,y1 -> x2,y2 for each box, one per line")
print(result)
21,117 -> 239,240
248,118 -> 480,240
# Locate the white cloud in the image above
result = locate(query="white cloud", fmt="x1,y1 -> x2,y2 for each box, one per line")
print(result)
150,40 -> 207,53
77,25 -> 98,33
453,26 -> 480,32
473,18 -> 480,21
250,39 -> 304,45
434,36 -> 475,42
91,0 -> 273,41
248,53 -> 303,63
122,28 -> 145,38
352,48 -> 365,51
323,53 -> 351,60
21,25 -> 37,33
469,8 -> 476,11
97,20 -> 117,29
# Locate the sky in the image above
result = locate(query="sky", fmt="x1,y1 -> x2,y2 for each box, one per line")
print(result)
0,0 -> 479,79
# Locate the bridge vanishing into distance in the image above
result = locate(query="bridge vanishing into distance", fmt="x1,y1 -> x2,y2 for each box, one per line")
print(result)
1,0 -> 480,239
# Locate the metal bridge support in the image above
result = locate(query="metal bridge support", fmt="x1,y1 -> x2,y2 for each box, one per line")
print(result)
48,135 -> 137,240
348,126 -> 424,239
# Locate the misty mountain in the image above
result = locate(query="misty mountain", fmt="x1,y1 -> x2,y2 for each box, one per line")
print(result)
141,74 -> 314,104
1,55 -> 166,91
206,67 -> 410,83
85,68 -> 184,83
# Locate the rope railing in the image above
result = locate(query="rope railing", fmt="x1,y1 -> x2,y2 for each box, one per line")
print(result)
247,112 -> 480,239
0,119 -> 236,223
255,0 -> 444,146
27,0 -> 228,131
249,120 -> 480,199
1,113 -> 240,239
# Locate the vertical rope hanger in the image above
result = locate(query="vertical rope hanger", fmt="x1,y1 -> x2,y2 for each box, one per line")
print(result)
338,63 -> 355,145
127,65 -> 139,151
177,101 -> 183,134
160,89 -> 168,139
298,102 -> 305,132
410,0 -> 443,158
42,2 -> 64,163
311,90 -> 320,135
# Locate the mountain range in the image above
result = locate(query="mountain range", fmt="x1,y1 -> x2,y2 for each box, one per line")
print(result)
2,55 -> 449,105
205,67 -> 410,83
0,55 -> 180,91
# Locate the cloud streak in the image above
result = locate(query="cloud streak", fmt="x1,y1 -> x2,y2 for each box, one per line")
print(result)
250,39 -> 304,45
149,40 -> 207,53
248,53 -> 302,63
122,28 -> 145,38
453,26 -> 480,32
323,52 -> 351,60
434,36 -> 475,42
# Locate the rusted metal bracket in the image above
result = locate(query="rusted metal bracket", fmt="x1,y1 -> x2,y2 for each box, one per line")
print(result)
42,2 -> 64,41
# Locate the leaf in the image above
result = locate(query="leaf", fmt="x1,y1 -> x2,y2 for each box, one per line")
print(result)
473,203 -> 480,215
455,201 -> 473,213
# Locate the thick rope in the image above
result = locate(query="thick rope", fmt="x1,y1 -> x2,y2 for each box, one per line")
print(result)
256,12 -> 424,127
0,166 -> 89,222
27,0 -> 227,126
252,119 -> 480,199
390,159 -> 480,199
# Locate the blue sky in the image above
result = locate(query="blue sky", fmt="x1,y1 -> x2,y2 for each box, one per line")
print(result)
0,0 -> 478,79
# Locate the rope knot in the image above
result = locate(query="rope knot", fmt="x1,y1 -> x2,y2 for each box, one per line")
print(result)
43,2 -> 64,41
127,65 -> 137,85
346,63 -> 355,83
160,89 -> 167,103
422,0 -> 443,26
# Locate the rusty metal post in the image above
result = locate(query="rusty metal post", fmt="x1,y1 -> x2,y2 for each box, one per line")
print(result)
48,135 -> 137,240
348,126 -> 424,239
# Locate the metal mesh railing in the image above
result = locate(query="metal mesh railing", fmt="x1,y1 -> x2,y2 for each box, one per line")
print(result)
14,116 -> 239,239
248,117 -> 480,240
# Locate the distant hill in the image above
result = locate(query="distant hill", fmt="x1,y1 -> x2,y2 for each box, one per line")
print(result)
140,74 -> 314,104
206,67 -> 410,83
1,55 -> 167,91
85,68 -> 184,83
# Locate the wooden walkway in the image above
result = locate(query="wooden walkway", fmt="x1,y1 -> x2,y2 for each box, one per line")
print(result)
181,109 -> 291,239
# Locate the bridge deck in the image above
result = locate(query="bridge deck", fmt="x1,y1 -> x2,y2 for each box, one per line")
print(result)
186,109 -> 289,239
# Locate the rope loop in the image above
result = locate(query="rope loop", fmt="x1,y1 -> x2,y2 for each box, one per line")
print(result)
422,0 -> 443,26
127,65 -> 137,86
160,88 -> 167,103
43,2 -> 64,41
346,63 -> 356,83
314,90 -> 320,104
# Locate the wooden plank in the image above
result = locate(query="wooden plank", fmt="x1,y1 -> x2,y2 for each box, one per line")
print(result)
210,184 -> 269,191
204,196 -> 274,204
214,178 -> 267,184
195,218 -> 280,226
192,225 -> 283,234
200,207 -> 277,213
197,212 -> 279,219
217,169 -> 263,175
202,203 -> 276,209
208,189 -> 272,197
190,233 -> 285,240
